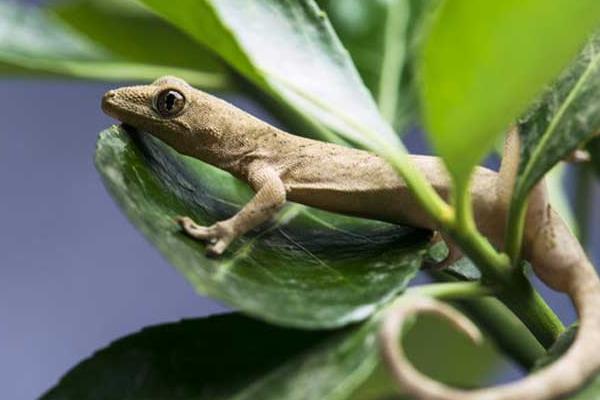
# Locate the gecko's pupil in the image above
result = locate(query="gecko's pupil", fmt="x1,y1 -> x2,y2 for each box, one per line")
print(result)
155,89 -> 185,117
166,93 -> 176,110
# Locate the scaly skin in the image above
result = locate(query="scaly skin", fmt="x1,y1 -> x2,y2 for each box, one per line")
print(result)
102,76 -> 600,400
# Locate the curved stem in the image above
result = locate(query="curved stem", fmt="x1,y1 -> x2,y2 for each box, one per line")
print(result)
381,146 -> 561,348
429,270 -> 545,370
408,281 -> 494,300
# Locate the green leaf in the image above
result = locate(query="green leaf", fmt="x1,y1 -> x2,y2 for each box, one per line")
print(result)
0,0 -> 228,88
516,33 -> 600,202
138,0 -> 401,151
95,126 -> 429,329
321,0 -> 434,132
41,313 -> 377,400
533,324 -> 600,399
41,312 -> 501,400
420,0 -> 600,182
50,0 -> 224,76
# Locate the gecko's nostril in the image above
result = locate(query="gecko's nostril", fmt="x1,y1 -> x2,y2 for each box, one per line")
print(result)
103,90 -> 116,100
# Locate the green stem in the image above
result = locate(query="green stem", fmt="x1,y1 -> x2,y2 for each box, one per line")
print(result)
505,197 -> 528,265
382,147 -> 562,348
446,175 -> 564,347
498,274 -> 564,348
377,0 -> 409,122
429,270 -> 545,370
460,297 -> 546,370
408,281 -> 494,300
382,148 -> 455,225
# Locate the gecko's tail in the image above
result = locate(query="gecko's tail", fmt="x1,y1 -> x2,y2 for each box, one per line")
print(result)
379,208 -> 600,400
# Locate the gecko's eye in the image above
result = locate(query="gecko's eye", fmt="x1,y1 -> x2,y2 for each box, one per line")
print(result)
154,89 -> 186,117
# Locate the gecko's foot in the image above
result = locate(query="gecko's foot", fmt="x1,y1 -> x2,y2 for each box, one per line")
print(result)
176,216 -> 234,256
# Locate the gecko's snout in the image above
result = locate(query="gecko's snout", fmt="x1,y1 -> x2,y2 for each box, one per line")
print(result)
103,90 -> 116,100
101,90 -> 119,117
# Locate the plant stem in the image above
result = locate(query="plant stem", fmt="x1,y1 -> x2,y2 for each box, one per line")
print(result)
382,147 -> 455,225
429,270 -> 545,370
381,146 -> 563,348
377,0 -> 409,123
461,297 -> 546,370
505,197 -> 528,265
407,281 -> 494,300
498,278 -> 565,348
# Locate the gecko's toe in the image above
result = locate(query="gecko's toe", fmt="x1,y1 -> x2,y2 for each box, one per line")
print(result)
177,216 -> 214,239
206,240 -> 227,257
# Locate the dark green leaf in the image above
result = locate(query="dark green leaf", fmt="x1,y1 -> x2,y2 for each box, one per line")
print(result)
322,0 -> 435,132
0,0 -> 228,88
533,324 -> 600,399
41,312 -> 501,399
138,0 -> 402,151
517,33 -> 600,202
420,0 -> 600,182
41,313 -> 377,400
95,126 -> 429,328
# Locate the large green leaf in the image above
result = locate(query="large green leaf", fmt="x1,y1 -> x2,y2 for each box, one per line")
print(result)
96,126 -> 429,329
0,0 -> 227,88
41,312 -> 501,400
533,324 -> 600,399
516,33 -> 600,203
138,0 -> 401,152
420,0 -> 600,182
50,0 -> 224,76
321,0 -> 434,132
40,313 -> 373,400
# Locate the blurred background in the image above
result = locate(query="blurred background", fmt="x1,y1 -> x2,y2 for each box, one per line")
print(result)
1,1 -> 600,399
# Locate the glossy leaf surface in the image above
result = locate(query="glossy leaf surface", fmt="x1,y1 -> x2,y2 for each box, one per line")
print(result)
42,312 -> 501,400
95,126 -> 429,329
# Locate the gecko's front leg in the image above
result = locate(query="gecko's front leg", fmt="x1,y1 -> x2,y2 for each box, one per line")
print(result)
177,163 -> 286,256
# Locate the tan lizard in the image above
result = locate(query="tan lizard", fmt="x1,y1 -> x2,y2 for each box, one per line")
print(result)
102,76 -> 600,400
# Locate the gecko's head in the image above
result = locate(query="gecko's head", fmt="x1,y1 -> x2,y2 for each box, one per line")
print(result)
101,76 -> 196,149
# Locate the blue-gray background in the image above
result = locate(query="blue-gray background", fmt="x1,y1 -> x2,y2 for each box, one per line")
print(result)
1,1 -> 600,398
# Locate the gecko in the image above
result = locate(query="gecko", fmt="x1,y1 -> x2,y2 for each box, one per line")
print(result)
102,76 -> 600,400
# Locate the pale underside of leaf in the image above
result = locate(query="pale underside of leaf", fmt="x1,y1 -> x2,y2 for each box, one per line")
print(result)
0,1 -> 228,88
